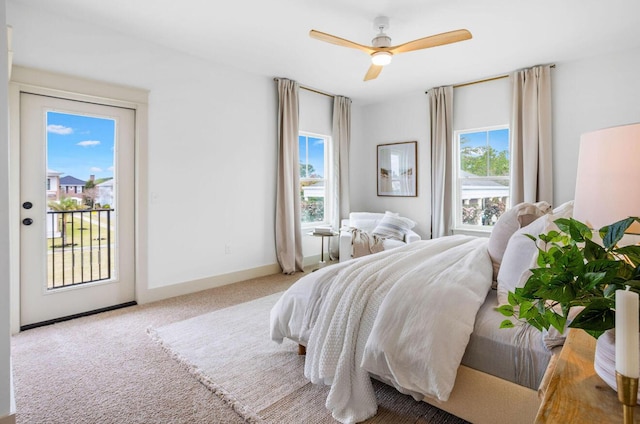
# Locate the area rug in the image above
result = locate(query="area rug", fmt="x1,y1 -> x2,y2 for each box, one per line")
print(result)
148,292 -> 466,424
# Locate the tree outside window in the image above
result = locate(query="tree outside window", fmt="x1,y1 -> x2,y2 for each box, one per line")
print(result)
456,127 -> 510,228
299,133 -> 329,225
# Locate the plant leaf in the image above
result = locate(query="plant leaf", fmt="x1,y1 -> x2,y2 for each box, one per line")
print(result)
584,329 -> 605,339
580,272 -> 607,290
601,217 -> 636,249
518,301 -> 537,320
569,298 -> 615,332
556,218 -> 591,243
507,290 -> 522,306
495,304 -> 514,317
583,238 -> 607,262
534,274 -> 576,303
499,320 -> 515,329
546,310 -> 567,334
616,245 -> 640,268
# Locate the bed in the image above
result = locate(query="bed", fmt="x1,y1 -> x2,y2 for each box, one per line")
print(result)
270,202 -> 570,424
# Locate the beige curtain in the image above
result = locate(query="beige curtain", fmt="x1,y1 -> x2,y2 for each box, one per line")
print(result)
329,96 -> 351,256
275,79 -> 304,274
510,65 -> 553,204
429,86 -> 454,238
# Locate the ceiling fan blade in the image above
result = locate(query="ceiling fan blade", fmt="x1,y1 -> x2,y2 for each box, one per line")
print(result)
390,29 -> 472,54
310,30 -> 375,54
364,64 -> 383,81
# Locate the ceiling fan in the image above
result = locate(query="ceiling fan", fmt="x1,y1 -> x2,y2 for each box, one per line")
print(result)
310,16 -> 472,81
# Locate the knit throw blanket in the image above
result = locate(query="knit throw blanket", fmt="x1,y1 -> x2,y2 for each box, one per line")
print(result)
351,228 -> 384,258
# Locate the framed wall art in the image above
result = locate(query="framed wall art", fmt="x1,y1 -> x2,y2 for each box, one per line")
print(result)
377,141 -> 417,197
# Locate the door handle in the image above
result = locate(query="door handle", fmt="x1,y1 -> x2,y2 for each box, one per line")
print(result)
22,218 -> 33,226
22,201 -> 33,209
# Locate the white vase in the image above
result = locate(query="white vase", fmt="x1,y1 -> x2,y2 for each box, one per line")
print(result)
594,328 -> 640,404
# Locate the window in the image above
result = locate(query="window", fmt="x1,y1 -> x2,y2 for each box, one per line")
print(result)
454,126 -> 510,230
299,132 -> 330,225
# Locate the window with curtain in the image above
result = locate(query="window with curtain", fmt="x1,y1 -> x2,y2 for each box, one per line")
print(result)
299,132 -> 331,226
453,126 -> 510,230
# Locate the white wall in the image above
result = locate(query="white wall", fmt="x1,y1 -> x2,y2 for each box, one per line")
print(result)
6,0 -> 360,305
354,47 -> 640,237
6,3 -> 281,297
0,1 -> 13,419
552,47 -> 640,204
353,92 -> 430,237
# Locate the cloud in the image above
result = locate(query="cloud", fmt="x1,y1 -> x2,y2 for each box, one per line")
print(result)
77,140 -> 101,147
107,166 -> 114,172
89,167 -> 103,172
47,124 -> 73,135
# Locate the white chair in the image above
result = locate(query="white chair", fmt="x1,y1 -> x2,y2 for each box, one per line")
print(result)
339,212 -> 421,262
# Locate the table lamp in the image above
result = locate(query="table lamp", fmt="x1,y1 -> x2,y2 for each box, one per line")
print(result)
573,123 -> 640,424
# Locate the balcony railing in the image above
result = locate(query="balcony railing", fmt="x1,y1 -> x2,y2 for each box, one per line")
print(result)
47,209 -> 114,289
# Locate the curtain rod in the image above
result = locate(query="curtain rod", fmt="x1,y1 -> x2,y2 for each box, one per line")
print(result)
426,64 -> 556,92
273,77 -> 334,98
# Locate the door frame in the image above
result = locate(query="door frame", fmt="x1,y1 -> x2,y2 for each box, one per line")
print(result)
9,66 -> 149,334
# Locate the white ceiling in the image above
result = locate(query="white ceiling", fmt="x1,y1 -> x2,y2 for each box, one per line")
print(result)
8,0 -> 640,104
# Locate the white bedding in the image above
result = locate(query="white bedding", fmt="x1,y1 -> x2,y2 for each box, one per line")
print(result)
270,235 -> 493,424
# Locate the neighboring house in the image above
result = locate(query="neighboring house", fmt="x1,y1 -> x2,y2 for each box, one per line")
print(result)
460,171 -> 509,225
59,175 -> 85,203
45,170 -> 63,238
46,169 -> 62,201
95,179 -> 114,208
302,181 -> 324,200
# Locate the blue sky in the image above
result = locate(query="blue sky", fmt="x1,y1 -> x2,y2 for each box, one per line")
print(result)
299,135 -> 325,178
461,128 -> 509,154
47,111 -> 115,181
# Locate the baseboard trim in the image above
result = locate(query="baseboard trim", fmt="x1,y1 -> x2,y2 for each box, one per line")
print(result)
0,413 -> 16,424
137,263 -> 283,304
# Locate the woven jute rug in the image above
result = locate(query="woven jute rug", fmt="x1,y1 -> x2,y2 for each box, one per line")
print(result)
148,292 -> 467,424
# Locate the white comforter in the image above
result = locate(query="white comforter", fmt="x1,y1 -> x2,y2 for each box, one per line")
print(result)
270,235 -> 492,424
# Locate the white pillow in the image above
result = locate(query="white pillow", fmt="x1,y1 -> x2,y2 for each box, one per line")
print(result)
487,201 -> 551,280
552,200 -> 574,216
372,211 -> 416,241
349,212 -> 385,234
496,202 -> 574,306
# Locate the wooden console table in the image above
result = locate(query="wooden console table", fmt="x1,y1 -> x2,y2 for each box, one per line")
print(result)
536,329 -> 638,423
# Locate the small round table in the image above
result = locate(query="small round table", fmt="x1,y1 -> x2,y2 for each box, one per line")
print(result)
307,231 -> 338,267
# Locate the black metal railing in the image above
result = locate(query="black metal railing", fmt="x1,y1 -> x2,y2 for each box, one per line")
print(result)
47,209 -> 114,289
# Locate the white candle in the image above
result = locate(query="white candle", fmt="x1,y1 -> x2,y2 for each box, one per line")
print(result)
616,289 -> 640,378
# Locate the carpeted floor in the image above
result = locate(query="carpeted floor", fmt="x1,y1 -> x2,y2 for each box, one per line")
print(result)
11,270 -> 467,424
149,292 -> 465,423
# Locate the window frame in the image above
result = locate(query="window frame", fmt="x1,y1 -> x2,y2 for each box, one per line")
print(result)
452,125 -> 511,232
298,131 -> 331,228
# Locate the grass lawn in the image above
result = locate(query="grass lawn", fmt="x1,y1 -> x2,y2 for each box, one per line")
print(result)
47,212 -> 115,288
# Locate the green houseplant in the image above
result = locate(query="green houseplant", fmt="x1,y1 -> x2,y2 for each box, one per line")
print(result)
496,216 -> 640,339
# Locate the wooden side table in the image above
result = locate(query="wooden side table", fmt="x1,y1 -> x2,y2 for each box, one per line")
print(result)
536,329 -> 638,423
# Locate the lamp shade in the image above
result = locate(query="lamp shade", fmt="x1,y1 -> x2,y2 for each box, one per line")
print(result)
573,123 -> 640,234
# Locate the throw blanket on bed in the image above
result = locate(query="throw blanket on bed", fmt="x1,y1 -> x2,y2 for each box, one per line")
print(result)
351,228 -> 385,258
302,235 -> 492,424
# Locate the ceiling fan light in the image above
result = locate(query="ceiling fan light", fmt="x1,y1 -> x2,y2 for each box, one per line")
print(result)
371,51 -> 392,66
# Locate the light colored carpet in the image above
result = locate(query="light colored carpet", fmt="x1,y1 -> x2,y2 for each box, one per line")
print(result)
149,292 -> 467,424
12,270 -> 467,423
